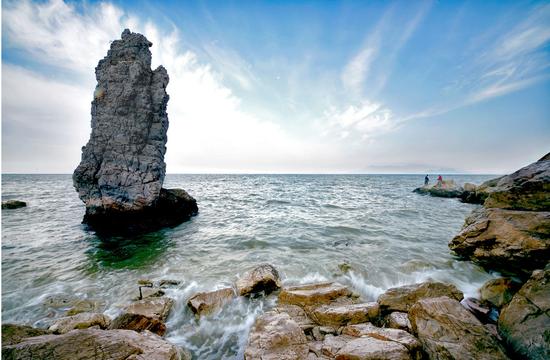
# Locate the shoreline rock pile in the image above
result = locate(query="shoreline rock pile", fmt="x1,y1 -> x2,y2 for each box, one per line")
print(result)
449,153 -> 550,277
73,29 -> 197,234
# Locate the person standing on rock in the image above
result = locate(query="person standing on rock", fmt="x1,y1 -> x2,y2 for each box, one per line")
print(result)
437,175 -> 443,185
424,175 -> 429,186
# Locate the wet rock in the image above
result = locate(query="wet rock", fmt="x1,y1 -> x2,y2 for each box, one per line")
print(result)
275,304 -> 316,333
159,279 -> 181,288
385,311 -> 411,331
1,200 -> 26,209
413,180 -> 464,198
377,281 -> 463,313
498,268 -> 550,359
309,302 -> 379,326
137,287 -> 165,300
109,297 -> 174,336
449,207 -> 550,276
342,323 -> 421,356
49,312 -> 111,334
244,310 -> 309,360
123,297 -> 174,321
65,299 -> 103,316
2,328 -> 186,360
334,335 -> 411,360
462,297 -> 493,323
73,29 -> 197,234
409,296 -> 509,359
321,334 -> 353,358
138,279 -> 154,287
187,287 -> 235,316
109,312 -> 167,336
480,277 -> 520,308
480,156 -> 550,211
279,282 -> 352,307
1,324 -> 51,346
236,264 -> 281,297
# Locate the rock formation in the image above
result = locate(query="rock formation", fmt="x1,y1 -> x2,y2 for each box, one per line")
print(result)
409,296 -> 509,359
73,29 -> 197,234
498,268 -> 550,359
449,154 -> 550,277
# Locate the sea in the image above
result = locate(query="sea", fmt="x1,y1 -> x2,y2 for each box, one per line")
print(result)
2,174 -> 498,358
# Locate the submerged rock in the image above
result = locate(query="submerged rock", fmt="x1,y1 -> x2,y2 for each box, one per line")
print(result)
49,312 -> 111,334
244,311 -> 309,360
187,287 -> 235,316
409,296 -> 509,359
73,29 -> 197,234
1,200 -> 26,209
1,324 -> 51,346
498,269 -> 550,359
450,208 -> 550,276
236,264 -> 281,296
2,328 -> 186,360
377,281 -> 463,313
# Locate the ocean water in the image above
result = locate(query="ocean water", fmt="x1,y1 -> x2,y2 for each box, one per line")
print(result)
2,174 -> 497,358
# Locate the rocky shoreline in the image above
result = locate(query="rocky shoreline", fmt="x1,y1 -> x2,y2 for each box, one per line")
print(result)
4,262 -> 549,359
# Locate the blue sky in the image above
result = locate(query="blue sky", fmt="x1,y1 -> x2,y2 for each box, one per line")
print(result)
2,0 -> 549,173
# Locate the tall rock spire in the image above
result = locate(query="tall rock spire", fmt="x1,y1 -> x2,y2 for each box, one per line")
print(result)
73,29 -> 197,234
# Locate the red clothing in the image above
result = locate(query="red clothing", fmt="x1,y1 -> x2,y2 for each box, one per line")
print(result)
437,175 -> 443,181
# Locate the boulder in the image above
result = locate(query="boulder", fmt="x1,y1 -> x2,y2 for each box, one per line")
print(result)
449,208 -> 550,276
341,323 -> 422,357
109,297 -> 173,336
279,282 -> 352,307
480,277 -> 520,308
498,269 -> 550,359
413,180 -> 464,198
409,296 -> 509,359
109,313 -> 167,336
2,328 -> 186,360
73,29 -> 197,234
333,336 -> 411,360
236,264 -> 281,296
377,281 -> 463,313
123,297 -> 174,321
1,200 -> 26,209
274,304 -> 316,333
479,157 -> 550,211
309,302 -> 379,326
187,287 -> 235,316
1,324 -> 51,346
49,312 -> 111,334
385,312 -> 411,331
244,310 -> 309,360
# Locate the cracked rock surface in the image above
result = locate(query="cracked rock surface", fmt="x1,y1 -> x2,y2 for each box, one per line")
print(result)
73,29 -> 197,234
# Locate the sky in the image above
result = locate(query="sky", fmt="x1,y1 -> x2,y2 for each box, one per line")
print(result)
2,0 -> 549,174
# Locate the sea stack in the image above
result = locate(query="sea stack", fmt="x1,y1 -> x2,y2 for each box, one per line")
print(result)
73,29 -> 197,234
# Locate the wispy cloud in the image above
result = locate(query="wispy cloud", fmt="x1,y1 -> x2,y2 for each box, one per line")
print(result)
323,101 -> 394,140
2,0 -> 333,173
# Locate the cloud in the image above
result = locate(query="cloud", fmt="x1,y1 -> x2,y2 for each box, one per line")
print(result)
2,0 -> 331,173
323,101 -> 394,140
2,64 -> 90,173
